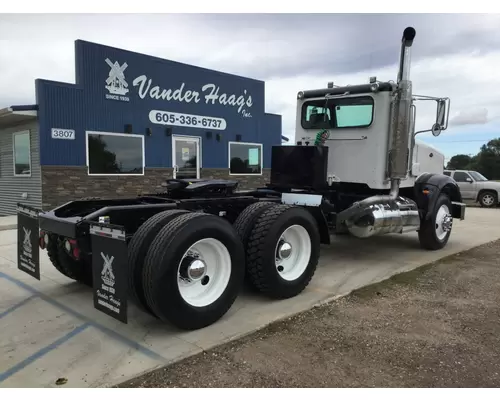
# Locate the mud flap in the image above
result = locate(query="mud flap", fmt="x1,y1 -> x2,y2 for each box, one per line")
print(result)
17,203 -> 41,280
90,222 -> 128,324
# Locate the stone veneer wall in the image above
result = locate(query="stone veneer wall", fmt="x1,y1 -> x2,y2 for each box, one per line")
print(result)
41,166 -> 271,210
200,168 -> 271,191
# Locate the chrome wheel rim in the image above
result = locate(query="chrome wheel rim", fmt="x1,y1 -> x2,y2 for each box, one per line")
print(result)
435,204 -> 452,241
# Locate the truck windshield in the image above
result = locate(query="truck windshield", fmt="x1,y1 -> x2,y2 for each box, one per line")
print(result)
301,96 -> 374,130
469,171 -> 488,181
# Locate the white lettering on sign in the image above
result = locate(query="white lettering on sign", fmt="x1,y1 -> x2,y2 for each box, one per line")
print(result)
135,77 -> 253,118
149,110 -> 227,131
51,128 -> 75,140
102,58 -> 253,118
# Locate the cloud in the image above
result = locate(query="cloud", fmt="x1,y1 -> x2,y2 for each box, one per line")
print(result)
266,49 -> 500,141
450,108 -> 489,126
1,13 -> 499,158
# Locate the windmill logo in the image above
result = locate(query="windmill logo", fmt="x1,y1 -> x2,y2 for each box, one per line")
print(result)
22,227 -> 32,254
105,58 -> 129,96
101,252 -> 116,287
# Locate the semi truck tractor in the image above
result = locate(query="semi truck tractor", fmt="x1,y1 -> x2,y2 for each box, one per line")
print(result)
16,26 -> 466,330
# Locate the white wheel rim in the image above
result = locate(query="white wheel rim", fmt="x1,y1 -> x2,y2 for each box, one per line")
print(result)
435,204 -> 452,241
483,195 -> 494,205
177,238 -> 231,307
274,224 -> 312,281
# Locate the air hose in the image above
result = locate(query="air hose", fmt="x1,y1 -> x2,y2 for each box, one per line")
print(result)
314,129 -> 330,146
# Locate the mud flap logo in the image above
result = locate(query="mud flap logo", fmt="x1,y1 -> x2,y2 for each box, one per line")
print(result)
101,252 -> 115,287
23,227 -> 32,254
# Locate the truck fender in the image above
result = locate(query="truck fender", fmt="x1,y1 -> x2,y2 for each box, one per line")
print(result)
414,173 -> 464,220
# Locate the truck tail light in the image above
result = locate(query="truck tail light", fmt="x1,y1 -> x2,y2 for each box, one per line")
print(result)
64,239 -> 81,260
39,231 -> 49,250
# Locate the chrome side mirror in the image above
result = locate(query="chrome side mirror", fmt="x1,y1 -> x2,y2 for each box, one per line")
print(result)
432,98 -> 450,137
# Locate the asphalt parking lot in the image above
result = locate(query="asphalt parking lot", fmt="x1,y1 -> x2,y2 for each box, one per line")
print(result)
1,207 -> 500,388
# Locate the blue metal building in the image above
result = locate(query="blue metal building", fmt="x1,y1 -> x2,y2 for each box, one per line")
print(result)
0,40 -> 283,215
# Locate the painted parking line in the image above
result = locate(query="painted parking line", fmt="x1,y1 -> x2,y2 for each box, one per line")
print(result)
0,295 -> 37,319
0,271 -> 168,364
0,323 -> 90,383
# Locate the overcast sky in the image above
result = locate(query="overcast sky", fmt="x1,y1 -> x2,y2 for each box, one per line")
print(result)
1,13 -> 499,161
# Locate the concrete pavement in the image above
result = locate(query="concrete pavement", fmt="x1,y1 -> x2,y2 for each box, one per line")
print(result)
0,216 -> 16,231
1,207 -> 500,388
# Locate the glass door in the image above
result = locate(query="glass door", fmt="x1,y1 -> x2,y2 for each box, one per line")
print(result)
172,136 -> 200,179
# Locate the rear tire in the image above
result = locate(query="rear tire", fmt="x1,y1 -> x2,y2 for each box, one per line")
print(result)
142,212 -> 245,330
127,209 -> 190,316
234,201 -> 278,247
245,204 -> 320,299
233,201 -> 279,287
418,193 -> 453,250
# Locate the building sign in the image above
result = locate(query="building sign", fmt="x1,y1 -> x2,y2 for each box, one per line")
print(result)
149,110 -> 227,131
104,58 -> 253,118
104,59 -> 130,102
51,128 -> 76,140
249,148 -> 260,166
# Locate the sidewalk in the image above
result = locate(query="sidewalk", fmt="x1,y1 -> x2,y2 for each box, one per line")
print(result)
0,216 -> 16,231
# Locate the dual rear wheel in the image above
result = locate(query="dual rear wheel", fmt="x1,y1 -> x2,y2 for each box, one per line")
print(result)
127,203 -> 320,330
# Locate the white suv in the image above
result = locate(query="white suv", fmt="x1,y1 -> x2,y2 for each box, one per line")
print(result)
444,169 -> 500,208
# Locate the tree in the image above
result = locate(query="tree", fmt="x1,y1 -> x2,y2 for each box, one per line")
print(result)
446,154 -> 472,170
445,138 -> 500,180
473,138 -> 500,180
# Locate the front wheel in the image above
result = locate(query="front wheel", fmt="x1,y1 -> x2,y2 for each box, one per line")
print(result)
418,193 -> 453,250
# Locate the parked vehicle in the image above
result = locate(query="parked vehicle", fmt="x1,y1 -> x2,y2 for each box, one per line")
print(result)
16,26 -> 466,331
444,169 -> 499,208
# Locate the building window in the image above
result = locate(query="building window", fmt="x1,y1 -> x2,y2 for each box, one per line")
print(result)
13,130 -> 31,176
86,131 -> 144,175
228,142 -> 262,175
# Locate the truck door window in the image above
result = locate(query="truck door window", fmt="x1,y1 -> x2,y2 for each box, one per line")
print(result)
453,171 -> 471,182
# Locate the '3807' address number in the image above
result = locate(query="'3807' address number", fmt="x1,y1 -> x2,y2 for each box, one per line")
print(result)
149,110 -> 227,131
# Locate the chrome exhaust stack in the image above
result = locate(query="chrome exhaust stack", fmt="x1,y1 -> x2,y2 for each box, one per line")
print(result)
335,27 -> 418,236
387,26 -> 416,181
